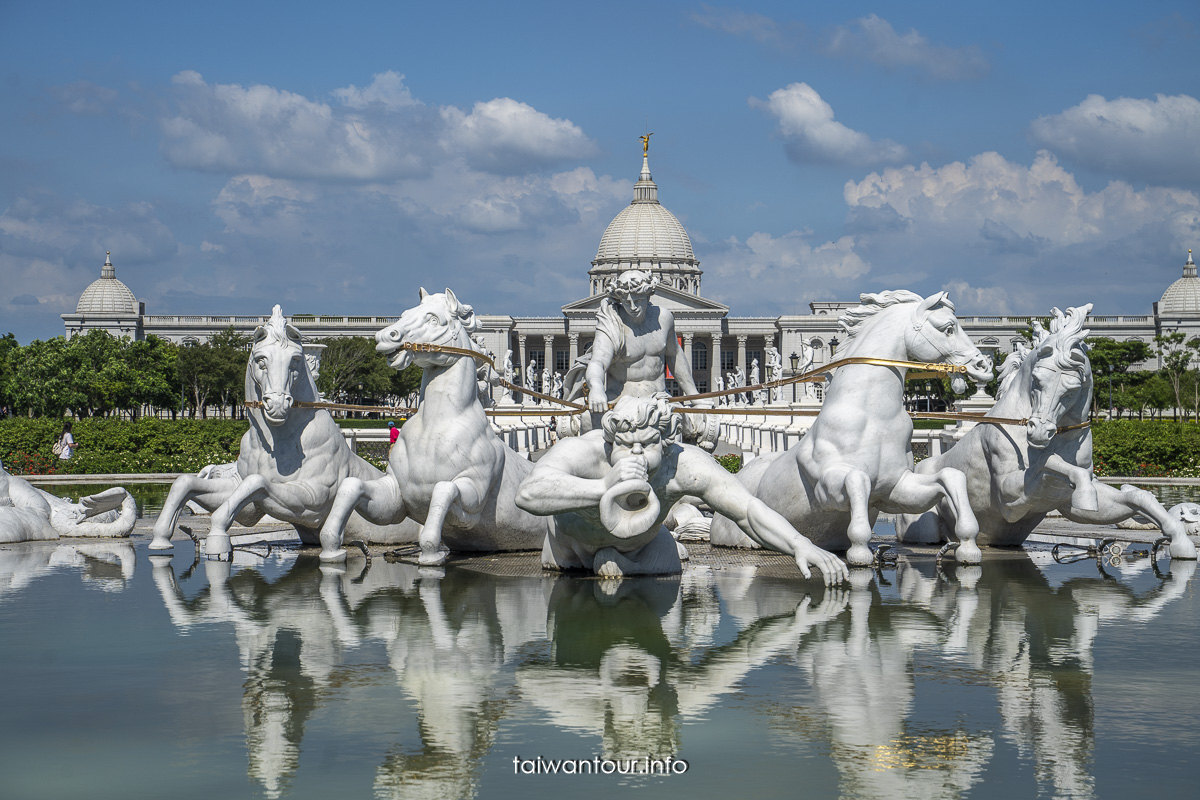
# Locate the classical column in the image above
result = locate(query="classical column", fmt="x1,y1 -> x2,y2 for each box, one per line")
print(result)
544,336 -> 554,376
568,332 -> 579,364
736,335 -> 748,372
681,332 -> 694,384
706,332 -> 716,391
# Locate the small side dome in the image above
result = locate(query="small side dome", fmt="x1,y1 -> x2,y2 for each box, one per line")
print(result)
1159,249 -> 1200,315
76,252 -> 139,315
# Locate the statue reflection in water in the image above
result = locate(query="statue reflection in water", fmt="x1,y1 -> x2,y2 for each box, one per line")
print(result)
142,546 -> 1195,800
0,541 -> 136,603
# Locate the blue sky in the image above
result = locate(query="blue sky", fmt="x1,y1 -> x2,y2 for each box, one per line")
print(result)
2,0 -> 1198,341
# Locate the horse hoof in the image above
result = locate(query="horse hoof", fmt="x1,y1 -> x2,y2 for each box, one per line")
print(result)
319,548 -> 348,564
418,547 -> 449,567
955,541 -> 982,565
1170,536 -> 1199,560
846,544 -> 874,567
148,537 -> 175,551
205,532 -> 232,556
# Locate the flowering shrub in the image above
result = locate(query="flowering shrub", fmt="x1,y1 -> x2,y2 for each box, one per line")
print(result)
2,451 -> 59,476
715,454 -> 742,473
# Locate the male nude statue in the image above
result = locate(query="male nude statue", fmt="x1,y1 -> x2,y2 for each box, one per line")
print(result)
586,270 -> 702,413
515,395 -> 849,583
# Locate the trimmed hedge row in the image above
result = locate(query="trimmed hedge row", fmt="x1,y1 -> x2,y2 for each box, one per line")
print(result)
6,417 -> 1200,479
0,418 -> 248,475
1090,420 -> 1200,478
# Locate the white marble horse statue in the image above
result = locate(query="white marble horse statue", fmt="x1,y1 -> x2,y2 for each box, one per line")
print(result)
149,306 -> 406,556
710,290 -> 994,566
1,460 -> 136,542
317,288 -> 548,564
896,304 -> 1198,560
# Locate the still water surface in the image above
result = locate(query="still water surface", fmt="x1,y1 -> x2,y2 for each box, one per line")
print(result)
0,537 -> 1197,800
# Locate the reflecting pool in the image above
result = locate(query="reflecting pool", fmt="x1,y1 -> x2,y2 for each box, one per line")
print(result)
1,536 -> 1197,800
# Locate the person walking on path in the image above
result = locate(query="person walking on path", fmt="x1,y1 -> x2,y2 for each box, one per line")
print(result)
56,421 -> 78,461
388,421 -> 400,447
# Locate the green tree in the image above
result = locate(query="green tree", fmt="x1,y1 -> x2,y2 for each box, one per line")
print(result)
6,337 -> 79,417
122,336 -> 179,416
209,327 -> 252,417
1154,331 -> 1198,421
176,342 -> 221,418
66,330 -> 131,416
0,332 -> 18,413
1086,337 -> 1153,418
316,337 -> 387,403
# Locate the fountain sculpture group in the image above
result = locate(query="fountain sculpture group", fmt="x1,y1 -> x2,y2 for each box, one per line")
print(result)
4,269 -> 1196,575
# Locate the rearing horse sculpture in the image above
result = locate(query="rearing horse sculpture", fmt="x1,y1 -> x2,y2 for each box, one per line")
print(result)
710,290 -> 994,566
149,306 -> 392,556
317,288 -> 548,564
896,304 -> 1198,560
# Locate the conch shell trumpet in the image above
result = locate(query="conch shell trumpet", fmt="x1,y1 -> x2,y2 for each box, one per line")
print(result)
598,479 -> 661,539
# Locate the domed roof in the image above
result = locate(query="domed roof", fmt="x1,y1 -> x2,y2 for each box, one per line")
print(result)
595,186 -> 695,263
1159,250 -> 1200,315
76,252 -> 139,315
589,150 -> 702,297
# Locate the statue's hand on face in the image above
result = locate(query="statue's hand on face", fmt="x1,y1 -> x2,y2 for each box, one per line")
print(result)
606,429 -> 664,486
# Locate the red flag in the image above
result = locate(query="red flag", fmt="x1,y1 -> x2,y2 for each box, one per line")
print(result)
665,335 -> 683,379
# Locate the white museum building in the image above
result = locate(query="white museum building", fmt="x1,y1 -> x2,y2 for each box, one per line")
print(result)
64,153 -> 1197,391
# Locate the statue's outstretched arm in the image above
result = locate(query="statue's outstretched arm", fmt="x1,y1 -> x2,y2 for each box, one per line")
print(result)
694,456 -> 847,584
515,443 -> 616,515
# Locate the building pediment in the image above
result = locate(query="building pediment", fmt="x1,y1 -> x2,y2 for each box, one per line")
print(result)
562,285 -> 728,320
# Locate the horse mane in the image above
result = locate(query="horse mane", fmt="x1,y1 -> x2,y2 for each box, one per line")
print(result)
995,343 -> 1031,401
1045,305 -> 1092,371
996,304 -> 1092,403
839,290 -> 926,339
255,305 -> 303,349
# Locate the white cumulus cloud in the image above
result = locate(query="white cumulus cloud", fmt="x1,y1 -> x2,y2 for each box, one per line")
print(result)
332,71 -> 418,110
823,14 -> 988,81
160,71 -> 596,182
841,150 -> 1200,314
751,82 -> 908,167
844,150 -> 1200,247
442,98 -> 598,176
1030,93 -> 1200,187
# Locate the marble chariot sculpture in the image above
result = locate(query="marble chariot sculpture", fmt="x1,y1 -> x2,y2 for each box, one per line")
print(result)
0,460 -> 136,542
896,305 -> 1198,560
709,290 -> 995,566
149,306 -> 414,556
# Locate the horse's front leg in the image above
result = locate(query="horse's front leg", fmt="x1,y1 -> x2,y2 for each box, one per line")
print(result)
1061,482 -> 1199,560
420,475 -> 487,566
319,475 -> 404,563
1042,453 -> 1098,511
815,466 -> 874,567
886,469 -> 981,564
207,474 -> 271,556
150,475 -> 240,551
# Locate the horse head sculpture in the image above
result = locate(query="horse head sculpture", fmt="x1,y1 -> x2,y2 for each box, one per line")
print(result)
247,305 -> 316,426
839,290 -> 993,389
375,287 -> 480,372
1024,305 -> 1093,449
